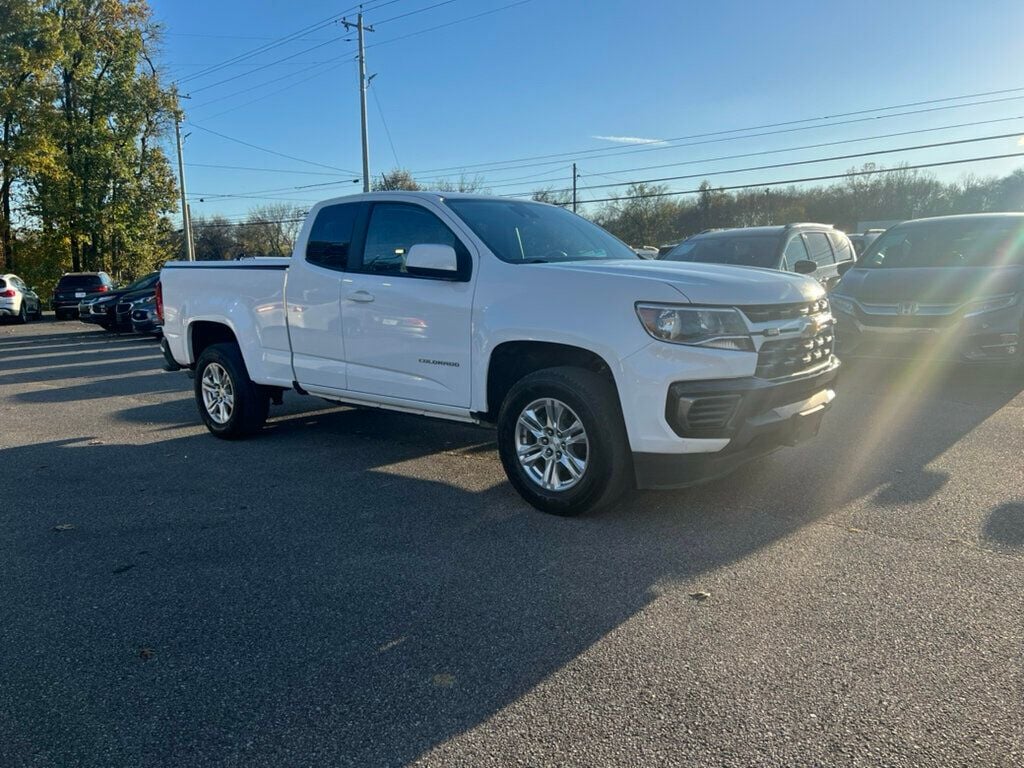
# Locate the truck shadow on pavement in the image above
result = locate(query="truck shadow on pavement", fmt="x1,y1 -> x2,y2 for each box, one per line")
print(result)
1,332 -> 1022,766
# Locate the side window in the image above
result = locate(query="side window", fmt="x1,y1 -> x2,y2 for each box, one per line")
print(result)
828,232 -> 855,263
804,232 -> 835,266
306,203 -> 362,270
782,235 -> 809,269
359,202 -> 468,278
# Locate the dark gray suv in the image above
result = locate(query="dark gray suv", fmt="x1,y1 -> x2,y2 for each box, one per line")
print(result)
660,224 -> 857,291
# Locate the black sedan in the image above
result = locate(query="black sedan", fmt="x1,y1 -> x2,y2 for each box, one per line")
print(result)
79,272 -> 159,331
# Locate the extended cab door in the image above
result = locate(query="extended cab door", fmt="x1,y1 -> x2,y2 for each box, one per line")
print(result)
340,200 -> 475,407
286,200 -> 366,391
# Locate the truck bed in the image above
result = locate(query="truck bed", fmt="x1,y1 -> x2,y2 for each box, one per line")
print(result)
160,258 -> 294,387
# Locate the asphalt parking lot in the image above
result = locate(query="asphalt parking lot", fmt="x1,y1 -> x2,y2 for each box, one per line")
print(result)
1,318 -> 1022,767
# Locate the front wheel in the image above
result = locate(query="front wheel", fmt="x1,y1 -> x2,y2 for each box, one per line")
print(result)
194,343 -> 270,439
497,367 -> 631,516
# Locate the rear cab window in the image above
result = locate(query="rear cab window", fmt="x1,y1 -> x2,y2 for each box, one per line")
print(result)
306,202 -> 365,270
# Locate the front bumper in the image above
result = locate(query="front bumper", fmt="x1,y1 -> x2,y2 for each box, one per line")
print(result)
835,305 -> 1021,363
633,359 -> 839,490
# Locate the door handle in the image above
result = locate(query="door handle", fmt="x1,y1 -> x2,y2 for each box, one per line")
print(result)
347,290 -> 375,303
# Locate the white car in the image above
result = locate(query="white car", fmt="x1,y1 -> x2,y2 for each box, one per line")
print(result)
0,274 -> 43,323
159,192 -> 839,515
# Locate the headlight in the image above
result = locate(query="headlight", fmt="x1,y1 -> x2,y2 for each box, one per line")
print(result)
636,304 -> 754,351
829,294 -> 856,315
963,293 -> 1018,318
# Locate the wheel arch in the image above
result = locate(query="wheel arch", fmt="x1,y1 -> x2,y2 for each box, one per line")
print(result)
479,340 -> 621,423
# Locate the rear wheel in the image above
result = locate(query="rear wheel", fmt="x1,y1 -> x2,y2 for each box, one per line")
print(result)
15,301 -> 28,324
497,366 -> 631,516
194,343 -> 270,439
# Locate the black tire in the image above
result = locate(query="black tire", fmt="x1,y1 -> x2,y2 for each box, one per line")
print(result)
194,342 -> 270,439
15,301 -> 28,324
497,366 -> 632,516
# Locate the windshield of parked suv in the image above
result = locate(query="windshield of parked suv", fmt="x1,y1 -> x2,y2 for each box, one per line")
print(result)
445,199 -> 637,263
662,235 -> 781,268
860,218 -> 1024,268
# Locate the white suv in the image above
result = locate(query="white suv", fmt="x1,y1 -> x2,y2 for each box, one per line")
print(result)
0,274 -> 43,323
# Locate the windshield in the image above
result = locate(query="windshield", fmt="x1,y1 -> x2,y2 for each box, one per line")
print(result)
120,272 -> 159,292
445,199 -> 637,264
861,218 -> 1024,268
662,235 -> 781,268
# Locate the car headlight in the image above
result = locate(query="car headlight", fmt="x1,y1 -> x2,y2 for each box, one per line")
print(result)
636,303 -> 754,351
829,294 -> 857,315
963,293 -> 1018,318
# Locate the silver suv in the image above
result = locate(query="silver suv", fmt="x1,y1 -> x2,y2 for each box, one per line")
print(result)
660,223 -> 857,291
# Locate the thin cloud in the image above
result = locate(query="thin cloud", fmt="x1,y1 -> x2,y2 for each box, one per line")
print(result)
592,135 -> 667,146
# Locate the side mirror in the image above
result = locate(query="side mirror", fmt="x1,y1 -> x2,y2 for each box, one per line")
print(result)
406,243 -> 459,278
793,259 -> 818,275
837,261 -> 855,277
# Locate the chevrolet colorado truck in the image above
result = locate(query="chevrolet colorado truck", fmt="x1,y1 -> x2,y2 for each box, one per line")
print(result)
159,192 -> 839,515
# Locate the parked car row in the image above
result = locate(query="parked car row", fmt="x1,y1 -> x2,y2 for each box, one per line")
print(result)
36,269 -> 163,336
76,271 -> 161,335
656,215 -> 1023,365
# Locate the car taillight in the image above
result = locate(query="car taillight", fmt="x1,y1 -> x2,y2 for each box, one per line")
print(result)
0,289 -> 15,298
96,285 -> 109,292
155,281 -> 163,323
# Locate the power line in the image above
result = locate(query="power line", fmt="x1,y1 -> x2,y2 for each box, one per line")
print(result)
413,115 -> 1024,192
185,122 -> 361,174
498,131 -> 1024,198
406,86 -> 1024,177
571,151 -> 1024,206
197,61 -> 354,121
365,0 -> 534,52
371,85 -> 401,168
186,33 -> 353,95
174,0 -> 404,86
373,0 -> 463,25
185,163 -> 357,177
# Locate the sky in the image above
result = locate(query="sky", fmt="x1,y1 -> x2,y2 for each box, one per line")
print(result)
149,0 -> 1024,223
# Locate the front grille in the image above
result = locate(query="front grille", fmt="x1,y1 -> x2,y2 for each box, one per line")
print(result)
740,299 -> 828,324
116,301 -> 132,314
684,395 -> 741,430
757,325 -> 835,379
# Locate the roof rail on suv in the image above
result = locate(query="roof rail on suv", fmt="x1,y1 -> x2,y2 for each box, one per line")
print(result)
783,222 -> 835,230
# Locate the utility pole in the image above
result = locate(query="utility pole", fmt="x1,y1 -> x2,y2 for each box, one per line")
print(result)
174,113 -> 195,261
343,13 -> 375,192
572,162 -> 578,213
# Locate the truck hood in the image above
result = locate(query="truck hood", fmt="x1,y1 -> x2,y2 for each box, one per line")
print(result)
834,266 -> 1024,304
543,259 -> 823,305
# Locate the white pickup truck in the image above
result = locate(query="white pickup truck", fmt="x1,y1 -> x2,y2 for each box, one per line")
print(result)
159,192 -> 839,515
